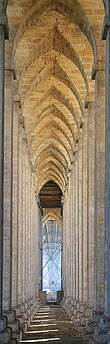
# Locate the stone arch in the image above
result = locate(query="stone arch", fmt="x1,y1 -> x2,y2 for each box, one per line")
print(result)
37,174 -> 64,195
36,162 -> 66,188
35,146 -> 68,173
16,27 -> 88,91
36,154 -> 68,185
12,0 -> 97,61
32,137 -> 72,170
23,62 -> 83,113
30,115 -> 75,154
43,213 -> 62,225
30,105 -> 76,142
25,96 -> 80,140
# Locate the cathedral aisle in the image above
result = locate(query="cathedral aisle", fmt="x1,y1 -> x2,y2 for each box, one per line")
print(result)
19,305 -> 84,344
0,1 -> 110,343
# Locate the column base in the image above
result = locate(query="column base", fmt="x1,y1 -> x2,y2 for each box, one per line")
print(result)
62,297 -> 97,342
16,296 -> 39,339
2,297 -> 39,342
0,317 -> 12,344
90,315 -> 110,344
3,309 -> 20,343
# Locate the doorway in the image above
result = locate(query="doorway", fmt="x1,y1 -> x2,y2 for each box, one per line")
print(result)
42,220 -> 62,302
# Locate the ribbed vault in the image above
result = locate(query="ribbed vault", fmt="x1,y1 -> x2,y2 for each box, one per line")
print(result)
7,0 -> 105,195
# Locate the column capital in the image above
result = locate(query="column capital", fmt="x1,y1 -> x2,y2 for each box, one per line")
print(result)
102,15 -> 110,40
0,4 -> 8,39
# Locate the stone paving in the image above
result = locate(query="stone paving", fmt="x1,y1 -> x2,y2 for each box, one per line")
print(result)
19,305 -> 84,344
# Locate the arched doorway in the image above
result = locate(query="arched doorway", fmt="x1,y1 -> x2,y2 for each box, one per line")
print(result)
39,180 -> 63,302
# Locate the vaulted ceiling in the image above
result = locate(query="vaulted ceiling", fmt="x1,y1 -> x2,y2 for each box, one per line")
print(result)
7,0 -> 105,195
39,181 -> 62,209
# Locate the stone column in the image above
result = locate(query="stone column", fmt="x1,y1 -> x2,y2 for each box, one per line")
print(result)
78,137 -> 83,303
94,67 -> 105,312
65,194 -> 67,300
70,169 -> 73,299
75,157 -> 79,301
22,135 -> 26,304
91,10 -> 109,344
87,98 -> 96,309
102,6 -> 110,318
30,175 -> 33,299
17,119 -> 23,307
62,192 -> 66,298
26,155 -> 31,301
2,67 -> 13,313
65,188 -> 68,299
65,187 -> 68,299
31,177 -> 34,298
0,5 -> 12,343
69,173 -> 72,299
82,111 -> 89,304
28,166 -> 31,300
0,5 -> 8,318
24,142 -> 28,302
73,162 -> 76,300
11,101 -> 19,309
0,23 -> 5,318
63,191 -> 67,299
68,173 -> 71,299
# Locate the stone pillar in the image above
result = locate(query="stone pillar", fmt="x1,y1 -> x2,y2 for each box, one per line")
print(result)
28,166 -> 31,300
0,5 -> 8,318
11,101 -> 19,309
22,135 -> 26,304
17,119 -> 23,307
0,4 -> 12,343
102,7 -> 110,318
31,178 -> 34,298
30,175 -> 33,299
87,99 -> 96,309
65,192 -> 68,299
65,187 -> 69,298
91,10 -> 109,344
82,111 -> 89,304
95,67 -> 105,312
63,191 -> 67,299
73,162 -> 76,300
25,155 -> 29,301
24,145 -> 27,301
2,67 -> 13,313
0,23 -> 4,317
68,173 -> 71,299
78,137 -> 83,303
75,157 -> 79,301
62,192 -> 66,298
70,169 -> 73,299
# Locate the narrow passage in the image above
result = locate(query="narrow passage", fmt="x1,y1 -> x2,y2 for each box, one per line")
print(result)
19,305 -> 84,344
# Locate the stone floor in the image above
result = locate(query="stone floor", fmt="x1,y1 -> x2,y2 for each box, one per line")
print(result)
19,305 -> 84,344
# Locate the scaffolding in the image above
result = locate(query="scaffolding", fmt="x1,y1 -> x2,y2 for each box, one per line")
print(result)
42,220 -> 62,293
